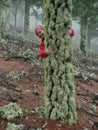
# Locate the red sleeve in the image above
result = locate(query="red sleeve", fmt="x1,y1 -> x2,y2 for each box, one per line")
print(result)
39,42 -> 47,58
70,29 -> 75,38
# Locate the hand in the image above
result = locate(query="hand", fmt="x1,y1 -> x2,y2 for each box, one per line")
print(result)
45,48 -> 52,55
66,29 -> 72,35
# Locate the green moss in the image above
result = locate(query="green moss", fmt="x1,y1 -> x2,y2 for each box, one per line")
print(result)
45,84 -> 52,97
43,0 -> 77,123
58,107 -> 68,121
50,108 -> 57,120
58,89 -> 64,103
64,84 -> 70,95
44,106 -> 51,118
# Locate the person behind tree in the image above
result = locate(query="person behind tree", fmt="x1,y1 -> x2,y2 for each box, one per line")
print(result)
35,25 -> 74,58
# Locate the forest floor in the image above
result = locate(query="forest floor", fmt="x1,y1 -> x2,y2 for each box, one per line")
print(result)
0,49 -> 98,130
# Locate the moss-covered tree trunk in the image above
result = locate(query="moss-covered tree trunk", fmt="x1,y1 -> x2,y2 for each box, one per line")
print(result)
41,0 -> 77,124
80,18 -> 88,55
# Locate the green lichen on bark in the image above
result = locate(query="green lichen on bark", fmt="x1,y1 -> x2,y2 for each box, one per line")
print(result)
41,0 -> 77,124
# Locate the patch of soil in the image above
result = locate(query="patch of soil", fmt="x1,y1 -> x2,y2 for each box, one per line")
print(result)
0,50 -> 98,130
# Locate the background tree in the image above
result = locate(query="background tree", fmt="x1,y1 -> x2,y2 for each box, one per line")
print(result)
31,0 -> 43,25
24,0 -> 30,34
73,0 -> 98,54
39,0 -> 77,124
0,0 -> 11,30
24,0 -> 43,34
0,0 -> 4,27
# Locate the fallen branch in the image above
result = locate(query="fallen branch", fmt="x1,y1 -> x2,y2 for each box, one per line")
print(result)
4,54 -> 28,61
82,106 -> 98,117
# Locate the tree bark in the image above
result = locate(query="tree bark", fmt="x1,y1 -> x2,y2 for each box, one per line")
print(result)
24,0 -> 30,34
87,29 -> 91,50
80,18 -> 88,55
41,0 -> 77,124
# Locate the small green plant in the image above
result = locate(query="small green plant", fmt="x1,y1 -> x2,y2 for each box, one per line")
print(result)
0,103 -> 23,120
77,103 -> 82,110
90,103 -> 97,113
6,123 -> 24,130
88,103 -> 97,115
7,71 -> 28,80
0,86 -> 6,90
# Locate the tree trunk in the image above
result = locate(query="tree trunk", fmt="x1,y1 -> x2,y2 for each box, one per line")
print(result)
13,1 -> 18,29
41,0 -> 77,124
24,0 -> 30,34
80,18 -> 88,55
87,29 -> 91,50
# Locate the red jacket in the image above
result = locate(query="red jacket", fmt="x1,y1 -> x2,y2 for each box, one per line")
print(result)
39,29 -> 75,58
70,29 -> 74,37
39,41 -> 47,58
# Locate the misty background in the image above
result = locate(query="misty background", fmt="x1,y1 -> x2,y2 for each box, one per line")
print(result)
0,0 -> 98,52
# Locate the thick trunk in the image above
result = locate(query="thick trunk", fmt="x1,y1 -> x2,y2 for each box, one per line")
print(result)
41,0 -> 77,124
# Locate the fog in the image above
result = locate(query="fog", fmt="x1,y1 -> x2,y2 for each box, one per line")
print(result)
0,2 -> 98,52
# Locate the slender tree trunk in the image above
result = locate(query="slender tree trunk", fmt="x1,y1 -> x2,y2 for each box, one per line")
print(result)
80,18 -> 88,55
87,29 -> 91,50
24,0 -> 30,34
0,7 -> 2,28
40,0 -> 77,124
13,1 -> 18,29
